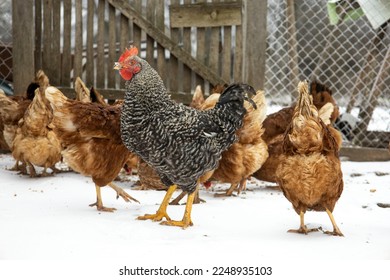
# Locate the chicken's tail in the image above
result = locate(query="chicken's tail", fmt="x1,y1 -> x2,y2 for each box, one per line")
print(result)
45,86 -> 69,111
287,81 -> 335,152
189,85 -> 205,109
19,87 -> 53,136
35,70 -> 50,91
237,90 -> 267,143
295,81 -> 318,119
90,87 -> 107,106
244,90 -> 267,123
45,86 -> 78,134
74,77 -> 91,103
216,83 -> 257,134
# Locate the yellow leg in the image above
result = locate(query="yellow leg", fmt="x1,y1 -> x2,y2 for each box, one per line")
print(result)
89,184 -> 117,212
108,182 -> 139,203
324,208 -> 344,237
160,191 -> 195,229
138,185 -> 177,222
288,211 -> 319,235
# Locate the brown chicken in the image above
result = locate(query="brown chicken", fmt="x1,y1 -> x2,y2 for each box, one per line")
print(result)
0,83 -> 38,153
12,82 -> 62,177
75,77 -> 139,177
5,70 -> 54,177
205,90 -> 268,196
45,86 -> 139,211
254,80 -> 340,183
275,81 -> 343,236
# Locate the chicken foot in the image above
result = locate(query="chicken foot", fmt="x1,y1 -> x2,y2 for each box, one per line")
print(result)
288,211 -> 320,235
27,162 -> 37,178
236,179 -> 247,195
8,160 -> 27,175
89,184 -> 117,212
107,182 -> 139,203
322,209 -> 344,237
161,190 -> 195,229
215,179 -> 247,197
137,184 -> 177,222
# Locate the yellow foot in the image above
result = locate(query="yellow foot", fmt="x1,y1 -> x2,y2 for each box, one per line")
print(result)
89,202 -> 117,212
288,226 -> 319,235
160,219 -> 193,229
137,211 -> 171,222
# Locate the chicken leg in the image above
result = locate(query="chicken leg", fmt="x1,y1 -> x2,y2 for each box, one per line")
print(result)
170,189 -> 204,205
8,160 -> 27,174
138,184 -> 177,222
89,184 -> 117,212
160,190 -> 195,229
108,182 -> 139,203
323,208 -> 344,236
288,211 -> 319,234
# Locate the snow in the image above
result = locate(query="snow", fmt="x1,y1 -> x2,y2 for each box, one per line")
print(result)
0,153 -> 390,278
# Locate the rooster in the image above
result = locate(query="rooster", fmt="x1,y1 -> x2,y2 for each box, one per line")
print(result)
114,46 -> 256,228
275,81 -> 344,236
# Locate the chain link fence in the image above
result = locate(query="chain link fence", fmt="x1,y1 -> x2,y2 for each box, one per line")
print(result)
1,0 -> 389,148
265,0 -> 390,148
0,1 -> 13,95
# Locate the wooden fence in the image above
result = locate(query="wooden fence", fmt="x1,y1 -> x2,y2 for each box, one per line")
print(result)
12,0 -> 267,103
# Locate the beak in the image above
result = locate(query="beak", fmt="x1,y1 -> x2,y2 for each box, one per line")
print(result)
244,92 -> 257,110
113,62 -> 121,70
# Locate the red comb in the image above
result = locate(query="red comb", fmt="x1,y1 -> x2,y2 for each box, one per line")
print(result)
118,46 -> 138,62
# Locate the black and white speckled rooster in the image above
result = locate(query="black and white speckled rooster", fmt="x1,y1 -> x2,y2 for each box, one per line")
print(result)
114,46 -> 256,228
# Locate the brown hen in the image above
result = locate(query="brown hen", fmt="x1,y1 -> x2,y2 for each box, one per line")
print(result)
45,86 -> 139,212
0,83 -> 38,153
275,81 -> 343,236
254,80 -> 340,183
8,70 -> 57,176
12,86 -> 62,177
205,90 -> 268,196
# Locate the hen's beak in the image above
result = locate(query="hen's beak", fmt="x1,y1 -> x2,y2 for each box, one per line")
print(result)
244,92 -> 257,110
113,62 -> 121,70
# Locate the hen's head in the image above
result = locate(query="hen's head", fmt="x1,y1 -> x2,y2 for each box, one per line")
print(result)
114,46 -> 142,81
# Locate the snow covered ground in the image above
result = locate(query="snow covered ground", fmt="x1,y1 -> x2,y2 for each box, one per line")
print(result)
0,152 -> 389,279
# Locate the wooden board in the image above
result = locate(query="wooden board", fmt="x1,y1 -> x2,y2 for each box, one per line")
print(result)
170,2 -> 241,28
57,87 -> 193,105
340,147 -> 390,162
